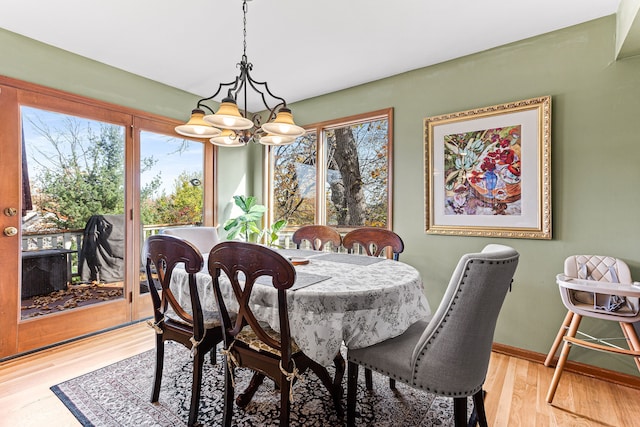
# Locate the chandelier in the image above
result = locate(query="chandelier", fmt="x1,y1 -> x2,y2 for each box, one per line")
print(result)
174,0 -> 305,147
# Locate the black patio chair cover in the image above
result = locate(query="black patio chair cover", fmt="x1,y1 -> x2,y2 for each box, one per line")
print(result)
78,214 -> 125,283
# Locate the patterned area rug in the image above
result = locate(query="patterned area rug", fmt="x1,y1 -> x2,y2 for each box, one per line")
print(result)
51,341 -> 467,426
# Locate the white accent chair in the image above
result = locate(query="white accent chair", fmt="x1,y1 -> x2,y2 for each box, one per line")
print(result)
346,244 -> 519,427
162,226 -> 220,255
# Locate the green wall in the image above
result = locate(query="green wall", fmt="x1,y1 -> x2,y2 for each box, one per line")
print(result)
3,16 -> 640,375
284,15 -> 640,376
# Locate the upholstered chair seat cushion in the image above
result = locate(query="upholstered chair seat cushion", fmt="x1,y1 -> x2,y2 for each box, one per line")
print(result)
347,319 -> 429,385
165,307 -> 222,329
236,322 -> 301,356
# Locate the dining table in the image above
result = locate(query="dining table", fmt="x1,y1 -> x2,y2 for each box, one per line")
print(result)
169,247 -> 432,368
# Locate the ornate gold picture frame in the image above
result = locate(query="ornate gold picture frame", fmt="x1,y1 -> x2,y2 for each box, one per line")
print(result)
424,96 -> 551,239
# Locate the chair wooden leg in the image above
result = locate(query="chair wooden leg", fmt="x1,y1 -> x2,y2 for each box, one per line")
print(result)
365,368 -> 373,390
453,397 -> 467,427
222,358 -> 234,427
188,350 -> 205,427
333,353 -> 346,396
151,337 -> 164,402
236,372 -> 265,408
209,345 -> 217,364
279,373 -> 291,427
620,322 -> 640,372
471,389 -> 488,427
347,361 -> 359,427
308,358 -> 343,417
546,313 -> 581,403
544,311 -> 574,367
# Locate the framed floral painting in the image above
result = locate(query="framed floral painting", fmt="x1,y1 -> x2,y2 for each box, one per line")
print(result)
424,96 -> 551,239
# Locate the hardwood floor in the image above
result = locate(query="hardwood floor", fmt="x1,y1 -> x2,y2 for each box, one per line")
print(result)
1,321 -> 640,426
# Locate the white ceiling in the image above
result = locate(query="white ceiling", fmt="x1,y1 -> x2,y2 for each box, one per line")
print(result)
0,0 -> 621,111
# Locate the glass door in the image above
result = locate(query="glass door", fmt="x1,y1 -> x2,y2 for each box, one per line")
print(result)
0,78 -> 216,359
20,106 -> 127,320
132,117 -> 214,319
0,85 -> 133,358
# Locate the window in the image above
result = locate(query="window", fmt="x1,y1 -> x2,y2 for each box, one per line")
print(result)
268,108 -> 393,230
139,130 -> 205,227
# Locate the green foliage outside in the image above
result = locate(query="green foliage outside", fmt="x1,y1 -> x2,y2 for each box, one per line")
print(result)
140,171 -> 203,226
26,113 -> 202,231
30,119 -> 126,230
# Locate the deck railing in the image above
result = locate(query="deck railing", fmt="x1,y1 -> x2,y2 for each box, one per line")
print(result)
20,226 -> 351,280
21,224 -> 182,280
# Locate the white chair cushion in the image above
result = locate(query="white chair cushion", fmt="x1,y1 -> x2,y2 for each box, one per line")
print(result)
162,227 -> 220,255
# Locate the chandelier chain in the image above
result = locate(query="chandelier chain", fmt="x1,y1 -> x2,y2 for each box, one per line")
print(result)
242,0 -> 248,61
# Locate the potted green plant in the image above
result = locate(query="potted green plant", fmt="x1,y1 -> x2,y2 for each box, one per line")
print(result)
223,195 -> 287,246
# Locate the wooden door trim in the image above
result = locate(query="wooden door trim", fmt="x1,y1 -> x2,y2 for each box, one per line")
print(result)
17,300 -> 130,353
0,85 -> 20,358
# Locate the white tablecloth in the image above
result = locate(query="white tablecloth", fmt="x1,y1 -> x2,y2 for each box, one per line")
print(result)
169,249 -> 431,366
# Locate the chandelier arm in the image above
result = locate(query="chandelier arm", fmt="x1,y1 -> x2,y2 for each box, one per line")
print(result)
196,75 -> 243,113
195,103 -> 216,115
243,70 -> 287,119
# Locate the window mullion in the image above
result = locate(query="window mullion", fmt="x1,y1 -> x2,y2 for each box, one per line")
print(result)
316,126 -> 327,225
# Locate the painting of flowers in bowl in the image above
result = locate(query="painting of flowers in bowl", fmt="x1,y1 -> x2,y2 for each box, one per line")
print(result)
444,125 -> 521,216
424,95 -> 551,239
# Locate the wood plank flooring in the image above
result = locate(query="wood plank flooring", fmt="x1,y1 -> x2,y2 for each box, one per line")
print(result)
1,321 -> 639,426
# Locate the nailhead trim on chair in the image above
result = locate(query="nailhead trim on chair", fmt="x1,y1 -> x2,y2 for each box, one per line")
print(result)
413,259 -> 480,396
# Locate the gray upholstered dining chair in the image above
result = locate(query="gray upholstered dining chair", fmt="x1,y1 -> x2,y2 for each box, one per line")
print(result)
346,244 -> 519,427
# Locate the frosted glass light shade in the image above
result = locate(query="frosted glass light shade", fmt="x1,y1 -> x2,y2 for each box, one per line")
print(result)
259,133 -> 296,146
210,129 -> 245,147
175,109 -> 222,138
203,98 -> 254,130
261,108 -> 305,137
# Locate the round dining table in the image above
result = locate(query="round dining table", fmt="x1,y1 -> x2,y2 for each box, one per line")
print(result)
169,248 -> 432,367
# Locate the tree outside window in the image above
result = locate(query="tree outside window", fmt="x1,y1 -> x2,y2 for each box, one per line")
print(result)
22,108 -> 204,232
269,108 -> 392,230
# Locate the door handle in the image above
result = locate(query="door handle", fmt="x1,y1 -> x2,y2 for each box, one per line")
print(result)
3,226 -> 18,237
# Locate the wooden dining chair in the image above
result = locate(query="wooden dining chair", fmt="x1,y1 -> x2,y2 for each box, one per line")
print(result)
346,244 -> 519,427
207,241 -> 342,427
342,226 -> 404,389
342,227 -> 404,260
143,234 -> 223,427
291,224 -> 342,251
